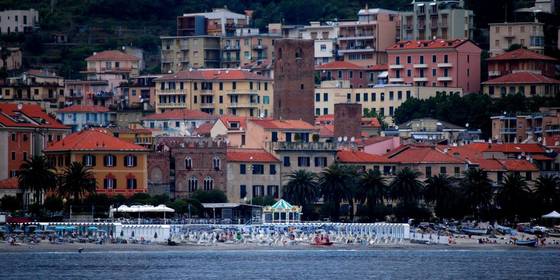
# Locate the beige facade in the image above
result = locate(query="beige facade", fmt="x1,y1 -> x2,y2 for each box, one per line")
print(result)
0,9 -> 38,34
226,160 -> 281,203
489,22 -> 545,57
314,81 -> 463,124
1,48 -> 22,71
221,29 -> 278,68
482,82 -> 560,98
160,36 -> 221,73
155,69 -> 273,117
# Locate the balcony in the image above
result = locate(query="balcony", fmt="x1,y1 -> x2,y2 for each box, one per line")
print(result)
338,46 -> 374,54
437,63 -> 452,68
338,34 -> 376,41
228,103 -> 258,108
222,57 -> 240,62
413,77 -> 428,82
199,90 -> 214,95
252,44 -> 267,50
389,64 -> 404,69
92,91 -> 114,100
266,141 -> 338,152
500,128 -> 517,134
504,33 -> 515,38
158,102 -> 186,108
180,43 -> 189,50
417,24 -> 426,30
66,93 -> 83,99
226,91 -> 258,95
223,45 -> 240,51
389,78 -> 404,83
488,70 -> 501,77
158,89 -> 185,95
413,64 -> 428,68
200,103 -> 215,108
437,76 -> 453,82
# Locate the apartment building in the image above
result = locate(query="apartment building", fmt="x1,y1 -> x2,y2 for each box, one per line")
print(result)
56,105 -> 114,132
489,22 -> 545,57
83,50 -> 140,86
386,39 -> 481,93
1,69 -> 65,108
210,115 -> 248,148
314,81 -> 463,124
0,103 -> 70,182
400,0 -> 474,41
160,36 -> 221,73
64,80 -> 112,107
118,75 -> 160,109
491,107 -> 560,143
155,69 -> 273,117
300,22 -> 339,65
221,28 -> 279,68
482,72 -> 560,98
44,129 -> 149,197
315,61 -> 369,88
0,47 -> 22,71
226,148 -> 281,203
141,109 -> 217,136
177,8 -> 249,37
337,8 -> 400,66
336,149 -> 395,175
395,118 -> 480,144
0,9 -> 38,34
486,48 -> 557,79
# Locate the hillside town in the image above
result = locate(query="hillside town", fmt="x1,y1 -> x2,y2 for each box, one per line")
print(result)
0,0 -> 559,237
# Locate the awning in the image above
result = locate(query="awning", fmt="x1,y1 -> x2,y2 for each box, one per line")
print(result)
377,71 -> 388,78
542,210 -> 560,218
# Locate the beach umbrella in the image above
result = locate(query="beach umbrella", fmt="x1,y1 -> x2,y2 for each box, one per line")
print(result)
542,211 -> 560,219
88,226 -> 98,231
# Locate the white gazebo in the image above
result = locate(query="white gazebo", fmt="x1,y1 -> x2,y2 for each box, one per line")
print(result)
262,199 -> 302,223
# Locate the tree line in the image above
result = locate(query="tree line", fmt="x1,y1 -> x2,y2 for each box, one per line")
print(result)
283,165 -> 560,223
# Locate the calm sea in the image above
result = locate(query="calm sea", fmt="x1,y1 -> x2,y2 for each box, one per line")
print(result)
1,249 -> 559,279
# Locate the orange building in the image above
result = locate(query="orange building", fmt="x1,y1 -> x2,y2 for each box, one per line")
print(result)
44,129 -> 148,197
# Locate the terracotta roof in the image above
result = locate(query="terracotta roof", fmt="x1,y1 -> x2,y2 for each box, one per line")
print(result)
361,117 -> 381,128
318,124 -> 334,138
85,50 -> 139,61
487,48 -> 557,62
315,114 -> 334,123
45,129 -> 148,152
499,159 -> 539,172
476,159 -> 507,171
26,69 -> 60,77
387,145 -> 465,164
0,177 -> 18,190
143,109 -> 216,121
337,150 -> 389,163
0,103 -> 68,129
363,136 -> 395,146
227,148 -> 280,163
57,105 -> 109,113
250,119 -> 316,130
316,61 -> 365,70
531,154 -> 555,161
482,72 -> 560,85
219,115 -> 247,130
156,69 -> 271,81
367,64 -> 388,71
195,122 -> 213,136
465,143 -> 546,154
388,39 -> 472,50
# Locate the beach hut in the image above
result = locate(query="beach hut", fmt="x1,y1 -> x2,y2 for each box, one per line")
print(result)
262,199 -> 302,224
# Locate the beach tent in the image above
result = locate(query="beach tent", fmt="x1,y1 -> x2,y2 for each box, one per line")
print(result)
542,211 -> 560,219
112,204 -> 175,224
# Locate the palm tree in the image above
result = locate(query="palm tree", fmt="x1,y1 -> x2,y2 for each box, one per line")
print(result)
283,170 -> 319,212
533,175 -> 559,212
18,156 -> 56,206
58,161 -> 97,202
496,173 -> 530,219
357,169 -> 387,215
319,164 -> 355,221
423,174 -> 453,217
461,168 -> 493,218
389,168 -> 423,207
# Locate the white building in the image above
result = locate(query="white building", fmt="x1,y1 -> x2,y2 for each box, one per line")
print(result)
0,9 -> 38,34
141,109 -> 217,136
300,22 -> 339,65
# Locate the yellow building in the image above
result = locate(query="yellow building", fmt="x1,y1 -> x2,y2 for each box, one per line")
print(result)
44,129 -> 149,197
0,69 -> 65,108
155,69 -> 273,117
314,81 -> 463,124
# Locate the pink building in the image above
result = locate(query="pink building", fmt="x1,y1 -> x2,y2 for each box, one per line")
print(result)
386,39 -> 482,93
315,61 -> 369,88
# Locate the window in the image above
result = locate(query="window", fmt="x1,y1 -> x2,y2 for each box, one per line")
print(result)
240,185 -> 247,199
267,185 -> 279,198
355,93 -> 360,102
419,56 -> 424,64
316,108 -> 320,115
389,91 -> 394,100
11,152 -> 15,160
397,91 -> 402,100
407,69 -> 412,77
203,177 -> 213,191
104,176 -> 116,189
440,166 -> 447,174
444,55 -> 448,63
11,133 -> 16,141
315,93 -> 320,102
270,164 -> 277,175
213,157 -> 221,170
298,157 -> 310,167
407,56 -> 411,64
380,92 -> 385,101
372,93 -> 376,101
396,56 -> 400,65
526,172 -> 532,181
185,157 -> 192,169
188,176 -> 198,192
125,155 -> 137,167
454,167 -> 460,177
425,166 -> 432,177
432,55 -> 436,63
406,91 -> 411,99
104,155 -> 116,167
127,177 -> 137,189
252,185 -> 265,197
323,108 -> 328,115
283,156 -> 291,167
240,164 -> 246,174
314,157 -> 327,167
83,154 -> 96,167
252,164 -> 264,175
271,131 -> 278,142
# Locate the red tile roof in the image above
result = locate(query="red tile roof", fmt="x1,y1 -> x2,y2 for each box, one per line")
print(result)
487,48 -> 557,62
45,129 -> 148,152
361,117 -> 381,128
195,122 -> 213,136
227,148 -> 280,163
143,109 -> 216,121
219,115 -> 247,130
337,150 -> 389,163
250,119 -> 316,130
26,69 -> 60,77
318,124 -> 334,138
387,145 -> 465,164
156,69 -> 271,81
85,50 -> 139,61
315,114 -> 334,123
367,64 -> 388,71
465,143 -> 546,154
482,72 -> 560,85
388,39 -> 471,50
0,177 -> 18,190
57,105 -> 109,113
0,103 -> 68,129
363,136 -> 395,146
476,159 -> 506,171
316,61 -> 365,70
499,159 -> 539,172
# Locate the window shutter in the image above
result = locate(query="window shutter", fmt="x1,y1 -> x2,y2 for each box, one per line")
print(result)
83,155 -> 87,165
112,155 -> 117,167
133,156 -> 137,167
92,155 -> 96,166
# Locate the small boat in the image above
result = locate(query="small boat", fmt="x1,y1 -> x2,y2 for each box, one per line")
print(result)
462,227 -> 488,235
515,239 -> 537,247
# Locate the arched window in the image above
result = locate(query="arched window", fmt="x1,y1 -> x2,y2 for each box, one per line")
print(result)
213,157 -> 221,171
188,176 -> 198,192
103,174 -> 116,189
125,154 -> 137,167
83,154 -> 96,167
185,157 -> 192,169
104,154 -> 116,167
203,176 -> 213,191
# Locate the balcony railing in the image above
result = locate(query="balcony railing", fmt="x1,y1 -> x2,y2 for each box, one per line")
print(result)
266,141 -> 338,151
500,128 -> 517,134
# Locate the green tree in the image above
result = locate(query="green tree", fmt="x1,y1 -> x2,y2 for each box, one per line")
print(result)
44,196 -> 64,213
356,169 -> 387,219
389,168 -> 423,208
283,170 -> 319,207
423,174 -> 454,217
0,195 -> 20,212
58,162 -> 97,202
319,164 -> 355,221
191,189 -> 227,203
168,198 -> 202,216
250,196 -> 276,206
461,168 -> 493,218
496,173 -> 530,219
18,156 -> 56,206
128,193 -> 153,205
533,175 -> 559,213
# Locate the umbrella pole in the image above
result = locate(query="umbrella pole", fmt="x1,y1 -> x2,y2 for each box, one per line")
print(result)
138,212 -> 140,225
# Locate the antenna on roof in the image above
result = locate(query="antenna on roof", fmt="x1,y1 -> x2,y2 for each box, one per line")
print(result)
337,136 -> 343,142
